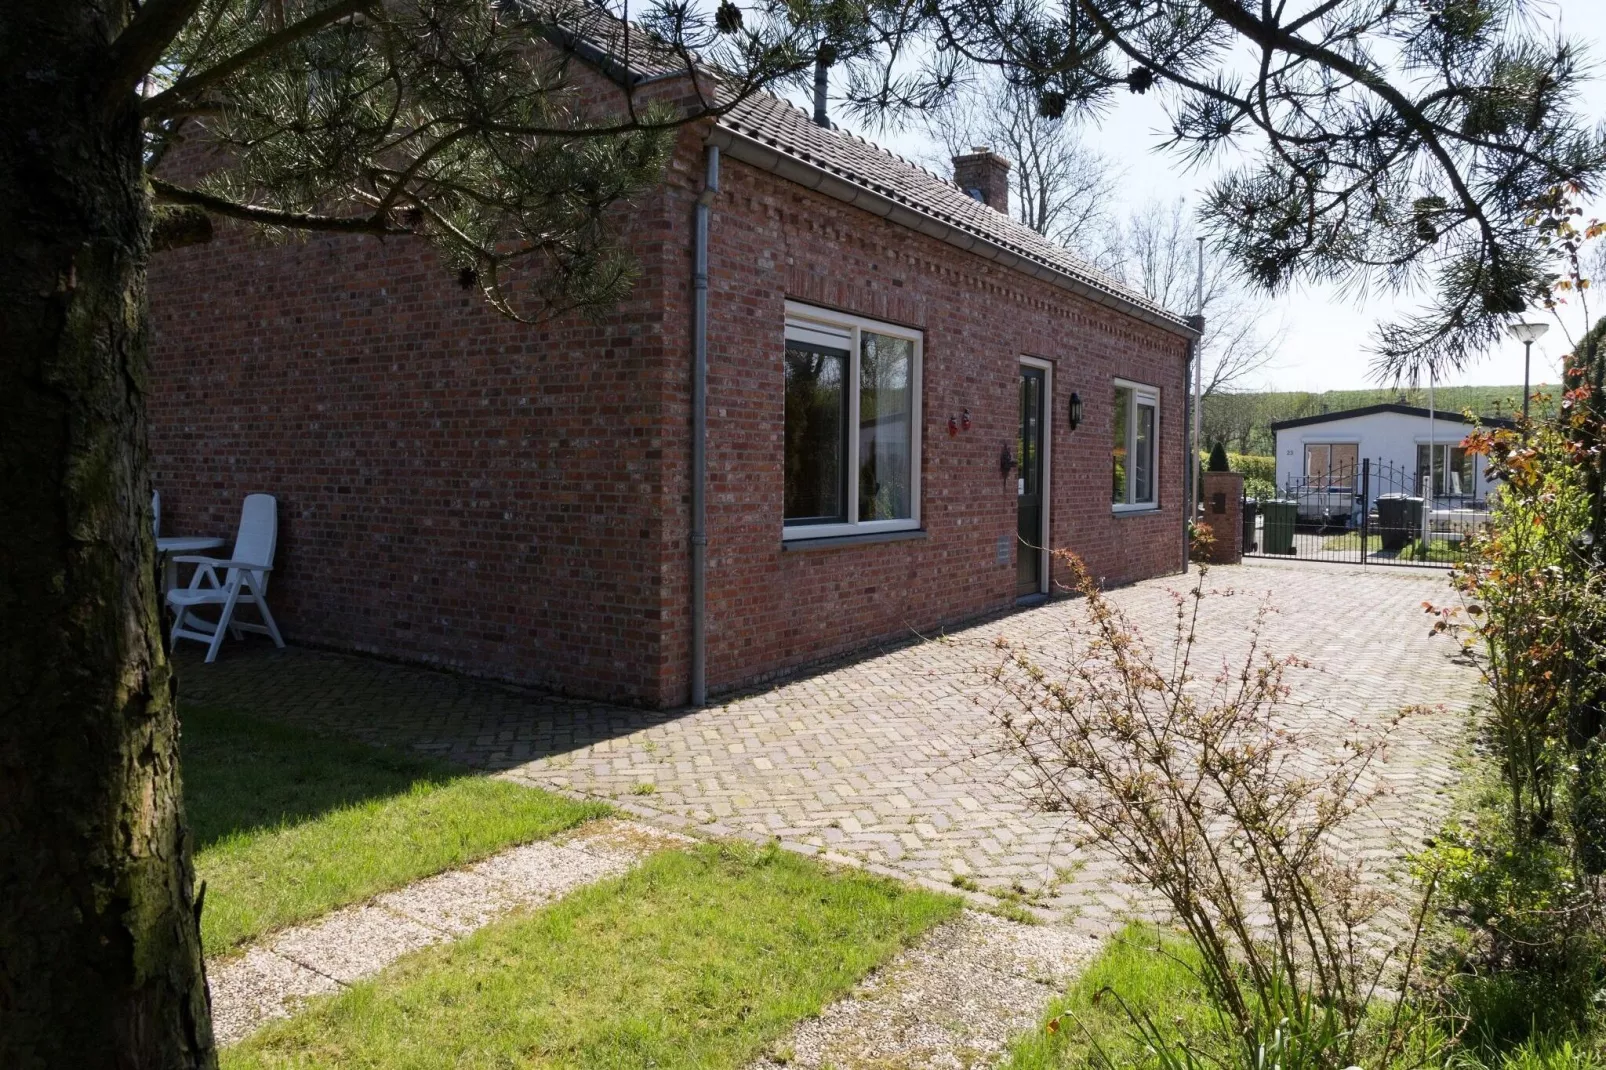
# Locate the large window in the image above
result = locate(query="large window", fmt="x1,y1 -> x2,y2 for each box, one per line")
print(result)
1112,380 -> 1160,511
1304,443 -> 1359,488
783,303 -> 921,540
1416,443 -> 1474,498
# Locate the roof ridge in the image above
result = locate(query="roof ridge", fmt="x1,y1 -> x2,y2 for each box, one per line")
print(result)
719,90 -> 1171,318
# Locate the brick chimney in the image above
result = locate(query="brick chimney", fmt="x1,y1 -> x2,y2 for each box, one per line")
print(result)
952,147 -> 1011,214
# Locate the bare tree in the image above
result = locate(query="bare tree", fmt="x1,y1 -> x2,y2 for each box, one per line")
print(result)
922,73 -> 1118,254
1102,199 -> 1284,395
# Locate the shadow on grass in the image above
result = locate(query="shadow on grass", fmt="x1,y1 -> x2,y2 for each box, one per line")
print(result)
181,704 -> 461,851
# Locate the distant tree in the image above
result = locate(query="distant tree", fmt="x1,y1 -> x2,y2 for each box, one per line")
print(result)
922,73 -> 1117,254
1101,199 -> 1284,396
1200,391 -> 1264,455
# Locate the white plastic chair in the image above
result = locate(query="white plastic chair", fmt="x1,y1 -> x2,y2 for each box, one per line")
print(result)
167,493 -> 286,662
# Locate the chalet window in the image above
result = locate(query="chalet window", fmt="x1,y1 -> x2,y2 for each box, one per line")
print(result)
1112,380 -> 1160,510
1304,443 -> 1359,488
1416,443 -> 1474,498
783,303 -> 922,541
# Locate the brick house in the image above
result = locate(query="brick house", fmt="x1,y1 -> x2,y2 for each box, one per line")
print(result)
147,49 -> 1199,708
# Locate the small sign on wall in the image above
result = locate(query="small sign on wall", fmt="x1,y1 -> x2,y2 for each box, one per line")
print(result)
996,534 -> 1012,564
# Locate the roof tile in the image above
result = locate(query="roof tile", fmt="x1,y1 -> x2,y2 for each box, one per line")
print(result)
716,93 -> 1183,326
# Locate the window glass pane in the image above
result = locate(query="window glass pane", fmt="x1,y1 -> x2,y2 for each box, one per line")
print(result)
1134,401 -> 1156,504
1450,447 -> 1472,497
1330,443 -> 1358,488
859,333 -> 914,521
784,341 -> 848,523
1112,386 -> 1132,503
1418,444 -> 1469,497
1305,444 -> 1329,483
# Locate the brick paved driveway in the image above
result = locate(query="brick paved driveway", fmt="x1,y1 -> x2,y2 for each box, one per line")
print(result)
180,558 -> 1477,927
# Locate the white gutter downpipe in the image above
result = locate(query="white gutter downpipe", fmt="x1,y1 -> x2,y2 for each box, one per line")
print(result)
690,144 -> 719,707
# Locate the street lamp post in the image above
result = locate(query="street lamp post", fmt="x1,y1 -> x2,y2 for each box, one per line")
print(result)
1508,321 -> 1550,424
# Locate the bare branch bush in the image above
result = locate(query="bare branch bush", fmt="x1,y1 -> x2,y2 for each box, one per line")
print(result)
986,552 -> 1430,1069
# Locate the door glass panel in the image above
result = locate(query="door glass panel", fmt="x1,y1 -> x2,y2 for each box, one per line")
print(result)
1019,367 -> 1046,595
858,332 -> 914,521
1112,386 -> 1131,503
1019,372 -> 1040,501
1134,401 -> 1155,503
784,341 -> 848,523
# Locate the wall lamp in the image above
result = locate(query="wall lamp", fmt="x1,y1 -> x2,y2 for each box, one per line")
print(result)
1067,391 -> 1084,431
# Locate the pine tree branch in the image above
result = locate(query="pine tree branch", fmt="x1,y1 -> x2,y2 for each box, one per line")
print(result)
149,176 -> 405,235
142,0 -> 376,119
103,0 -> 208,111
1188,0 -> 1498,256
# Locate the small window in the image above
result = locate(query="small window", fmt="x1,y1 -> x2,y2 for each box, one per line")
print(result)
1112,380 -> 1160,510
783,303 -> 922,541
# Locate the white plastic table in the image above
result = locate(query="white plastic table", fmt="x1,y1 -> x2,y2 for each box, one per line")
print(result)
156,536 -> 224,593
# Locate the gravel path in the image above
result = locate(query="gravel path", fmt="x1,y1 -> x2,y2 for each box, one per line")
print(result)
748,910 -> 1098,1070
207,817 -> 692,1046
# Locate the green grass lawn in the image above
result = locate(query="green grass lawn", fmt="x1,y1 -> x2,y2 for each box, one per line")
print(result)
1002,923 -> 1222,1070
223,841 -> 961,1069
184,705 -> 608,957
1002,924 -> 1606,1070
1318,531 -> 1468,563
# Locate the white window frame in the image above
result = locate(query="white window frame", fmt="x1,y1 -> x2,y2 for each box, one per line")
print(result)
782,300 -> 923,542
1302,442 -> 1360,487
1112,377 -> 1161,513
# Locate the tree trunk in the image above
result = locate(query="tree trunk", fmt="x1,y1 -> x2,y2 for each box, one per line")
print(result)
0,3 -> 215,1067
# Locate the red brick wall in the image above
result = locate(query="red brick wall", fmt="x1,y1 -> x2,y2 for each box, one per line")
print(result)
1199,472 -> 1245,564
146,186 -> 686,704
653,147 -> 1190,701
146,125 -> 1187,708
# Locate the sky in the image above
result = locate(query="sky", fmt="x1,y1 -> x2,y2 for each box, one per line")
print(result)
804,1 -> 1606,394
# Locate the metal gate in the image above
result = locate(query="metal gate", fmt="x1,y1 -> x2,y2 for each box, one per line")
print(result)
1241,458 -> 1488,569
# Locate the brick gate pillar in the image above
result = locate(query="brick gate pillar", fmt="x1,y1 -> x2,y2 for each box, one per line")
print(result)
1198,471 -> 1245,564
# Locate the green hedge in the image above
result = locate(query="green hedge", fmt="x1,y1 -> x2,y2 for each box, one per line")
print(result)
1228,453 -> 1276,483
1196,453 -> 1277,483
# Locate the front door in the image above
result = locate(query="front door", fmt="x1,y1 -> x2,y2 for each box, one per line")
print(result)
1017,363 -> 1047,596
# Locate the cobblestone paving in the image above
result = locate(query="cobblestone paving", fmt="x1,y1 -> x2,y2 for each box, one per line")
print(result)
180,558 -> 1477,929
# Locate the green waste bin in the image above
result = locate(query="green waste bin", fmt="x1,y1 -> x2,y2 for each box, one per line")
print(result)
1261,500 -> 1297,555
1376,494 -> 1424,552
1242,499 -> 1260,552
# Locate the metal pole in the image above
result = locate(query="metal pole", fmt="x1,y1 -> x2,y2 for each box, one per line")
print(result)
1522,339 -> 1533,425
1360,459 -> 1370,564
1424,371 -> 1435,551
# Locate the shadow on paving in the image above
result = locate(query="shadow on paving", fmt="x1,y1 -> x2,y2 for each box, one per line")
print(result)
174,643 -> 669,779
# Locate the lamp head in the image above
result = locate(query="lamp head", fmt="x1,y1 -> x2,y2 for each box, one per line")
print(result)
1509,321 -> 1550,345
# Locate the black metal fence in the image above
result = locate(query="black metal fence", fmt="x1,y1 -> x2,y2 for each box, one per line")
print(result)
1242,458 -> 1491,569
